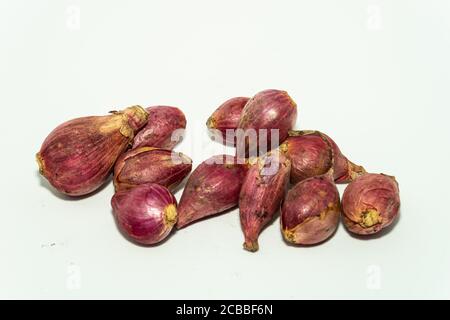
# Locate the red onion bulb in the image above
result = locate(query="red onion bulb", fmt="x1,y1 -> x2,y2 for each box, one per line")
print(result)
239,151 -> 291,252
282,130 -> 366,184
207,97 -> 249,146
342,173 -> 400,235
281,175 -> 340,245
237,89 -> 297,157
132,106 -> 186,150
37,106 -> 148,196
177,155 -> 248,229
114,147 -> 192,192
111,184 -> 178,245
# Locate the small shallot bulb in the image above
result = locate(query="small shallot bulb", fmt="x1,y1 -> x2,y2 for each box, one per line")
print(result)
113,147 -> 192,192
342,173 -> 400,235
207,97 -> 249,146
132,106 -> 186,150
176,155 -> 248,229
111,184 -> 178,245
239,150 -> 291,252
237,89 -> 297,157
37,106 -> 148,196
281,131 -> 332,184
282,130 -> 366,184
281,175 -> 341,245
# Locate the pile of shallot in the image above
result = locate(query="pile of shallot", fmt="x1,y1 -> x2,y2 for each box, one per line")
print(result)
37,90 -> 400,251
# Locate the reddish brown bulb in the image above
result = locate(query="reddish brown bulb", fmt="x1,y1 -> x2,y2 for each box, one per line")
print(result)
281,175 -> 340,245
113,147 -> 192,192
176,155 -> 248,229
111,184 -> 178,245
37,106 -> 148,196
132,106 -> 186,150
237,89 -> 297,157
239,151 -> 291,252
207,97 -> 249,146
282,130 -> 366,184
342,173 -> 400,235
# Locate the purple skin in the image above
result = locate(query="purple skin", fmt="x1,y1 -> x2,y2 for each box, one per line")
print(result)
282,130 -> 366,184
113,147 -> 192,192
281,132 -> 332,184
111,184 -> 178,245
207,97 -> 249,146
239,151 -> 291,252
281,175 -> 341,245
342,173 -> 400,235
132,106 -> 186,150
36,106 -> 148,196
237,89 -> 297,157
176,155 -> 248,229
321,132 -> 366,183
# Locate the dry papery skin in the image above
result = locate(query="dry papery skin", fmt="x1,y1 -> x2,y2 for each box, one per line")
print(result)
37,106 -> 148,196
237,89 -> 297,157
132,106 -> 186,150
114,147 -> 192,192
342,173 -> 400,235
176,155 -> 248,229
207,97 -> 249,146
281,175 -> 340,245
281,130 -> 366,184
111,183 -> 178,245
239,151 -> 291,252
280,131 -> 332,184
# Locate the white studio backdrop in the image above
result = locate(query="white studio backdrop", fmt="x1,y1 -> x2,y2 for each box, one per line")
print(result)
0,0 -> 449,299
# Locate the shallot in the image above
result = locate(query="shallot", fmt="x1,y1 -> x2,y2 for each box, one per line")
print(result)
132,106 -> 186,150
177,155 -> 248,229
207,97 -> 249,146
37,106 -> 148,196
239,151 -> 291,252
281,174 -> 340,245
282,130 -> 366,184
342,173 -> 400,235
237,89 -> 297,157
111,183 -> 178,245
113,147 -> 192,192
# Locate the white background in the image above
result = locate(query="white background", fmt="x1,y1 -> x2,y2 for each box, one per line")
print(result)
1,0 -> 449,299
